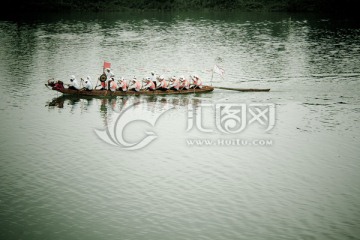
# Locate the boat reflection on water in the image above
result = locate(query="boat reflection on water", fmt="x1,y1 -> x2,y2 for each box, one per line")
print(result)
46,94 -> 208,126
46,95 -> 95,113
46,94 -> 205,110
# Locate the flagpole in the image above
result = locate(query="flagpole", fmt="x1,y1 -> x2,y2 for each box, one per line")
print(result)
211,67 -> 214,86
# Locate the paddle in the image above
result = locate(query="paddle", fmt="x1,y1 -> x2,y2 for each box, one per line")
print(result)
213,86 -> 270,92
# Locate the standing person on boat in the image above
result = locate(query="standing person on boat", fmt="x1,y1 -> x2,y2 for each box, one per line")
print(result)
98,68 -> 114,90
103,68 -> 114,90
168,76 -> 180,91
109,77 -> 118,92
191,74 -> 203,89
143,77 -> 156,91
150,71 -> 157,87
81,76 -> 93,91
129,77 -> 141,92
179,76 -> 190,90
68,75 -> 80,90
117,77 -> 128,92
105,68 -> 114,81
156,75 -> 168,91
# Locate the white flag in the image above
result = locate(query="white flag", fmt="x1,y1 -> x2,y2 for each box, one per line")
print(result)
213,64 -> 224,76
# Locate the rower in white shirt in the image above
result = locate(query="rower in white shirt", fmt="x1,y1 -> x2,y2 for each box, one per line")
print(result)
191,74 -> 203,89
117,77 -> 128,92
179,76 -> 190,90
156,75 -> 168,91
129,77 -> 141,92
81,76 -> 93,91
143,77 -> 156,91
68,75 -> 80,90
109,77 -> 117,92
168,76 -> 180,91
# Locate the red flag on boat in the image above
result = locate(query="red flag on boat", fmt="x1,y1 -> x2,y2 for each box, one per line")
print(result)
103,61 -> 111,69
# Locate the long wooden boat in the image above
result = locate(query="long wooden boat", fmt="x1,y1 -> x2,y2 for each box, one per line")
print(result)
46,80 -> 271,97
47,85 -> 215,96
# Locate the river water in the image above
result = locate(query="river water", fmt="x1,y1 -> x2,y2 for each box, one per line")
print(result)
0,11 -> 359,240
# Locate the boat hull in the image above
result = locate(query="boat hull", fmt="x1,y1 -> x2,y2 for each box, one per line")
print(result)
54,86 -> 215,96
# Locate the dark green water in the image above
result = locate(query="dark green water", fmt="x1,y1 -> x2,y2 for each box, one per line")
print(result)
0,11 -> 359,240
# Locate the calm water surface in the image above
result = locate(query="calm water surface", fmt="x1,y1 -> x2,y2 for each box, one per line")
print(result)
0,11 -> 359,240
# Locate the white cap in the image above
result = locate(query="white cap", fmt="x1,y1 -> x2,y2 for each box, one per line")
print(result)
105,68 -> 110,71
151,71 -> 155,75
70,75 -> 75,80
146,77 -> 151,81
